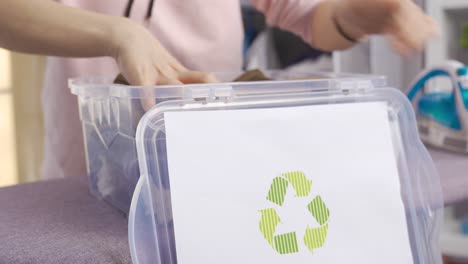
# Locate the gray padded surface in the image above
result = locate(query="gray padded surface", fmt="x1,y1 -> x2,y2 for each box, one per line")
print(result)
429,148 -> 468,205
0,177 -> 131,264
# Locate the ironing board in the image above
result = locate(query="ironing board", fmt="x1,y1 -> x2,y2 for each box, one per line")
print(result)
0,148 -> 465,264
0,177 -> 131,264
429,148 -> 468,205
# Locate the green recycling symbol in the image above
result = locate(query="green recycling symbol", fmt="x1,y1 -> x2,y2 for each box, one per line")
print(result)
259,171 -> 330,254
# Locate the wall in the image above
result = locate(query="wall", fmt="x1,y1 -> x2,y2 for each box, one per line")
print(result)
0,49 -> 17,187
10,53 -> 46,183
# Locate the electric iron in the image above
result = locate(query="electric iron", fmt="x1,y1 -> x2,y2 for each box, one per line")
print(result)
407,60 -> 468,154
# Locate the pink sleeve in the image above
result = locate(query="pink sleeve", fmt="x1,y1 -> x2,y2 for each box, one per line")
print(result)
250,0 -> 323,45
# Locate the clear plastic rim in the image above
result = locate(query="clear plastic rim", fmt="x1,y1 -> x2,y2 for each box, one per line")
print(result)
69,73 -> 387,99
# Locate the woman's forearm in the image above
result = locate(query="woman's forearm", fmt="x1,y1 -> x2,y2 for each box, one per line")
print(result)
310,0 -> 437,53
0,0 -> 124,58
310,0 -> 358,51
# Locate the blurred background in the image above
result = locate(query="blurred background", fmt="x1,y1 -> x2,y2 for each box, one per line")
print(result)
0,51 -> 45,187
0,1 -> 468,262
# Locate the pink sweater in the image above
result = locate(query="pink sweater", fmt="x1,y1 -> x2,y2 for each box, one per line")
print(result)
42,0 -> 321,178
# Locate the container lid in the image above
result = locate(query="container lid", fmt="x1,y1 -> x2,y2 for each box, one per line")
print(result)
69,71 -> 387,99
128,77 -> 443,264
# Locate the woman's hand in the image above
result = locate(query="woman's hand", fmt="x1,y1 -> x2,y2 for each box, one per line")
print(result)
333,0 -> 438,54
311,0 -> 437,53
108,19 -> 218,110
110,18 -> 217,86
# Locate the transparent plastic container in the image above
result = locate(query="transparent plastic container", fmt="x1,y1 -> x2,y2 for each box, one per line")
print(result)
70,71 -> 386,214
70,72 -> 443,264
128,79 -> 442,264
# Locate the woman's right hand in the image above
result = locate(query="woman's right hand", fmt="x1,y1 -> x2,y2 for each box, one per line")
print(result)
109,18 -> 217,110
110,18 -> 217,87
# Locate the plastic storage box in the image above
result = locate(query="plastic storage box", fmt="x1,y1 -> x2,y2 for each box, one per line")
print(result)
70,72 -> 443,264
70,72 -> 386,213
128,81 -> 442,264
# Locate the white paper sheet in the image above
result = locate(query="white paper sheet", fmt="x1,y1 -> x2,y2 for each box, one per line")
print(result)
164,102 -> 413,264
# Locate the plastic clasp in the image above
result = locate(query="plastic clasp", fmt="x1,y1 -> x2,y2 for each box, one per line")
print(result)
183,85 -> 234,102
331,80 -> 374,95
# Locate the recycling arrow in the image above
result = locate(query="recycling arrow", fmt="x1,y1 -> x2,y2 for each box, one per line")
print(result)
259,171 -> 330,254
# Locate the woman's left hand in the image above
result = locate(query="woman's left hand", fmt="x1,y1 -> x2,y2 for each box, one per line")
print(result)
333,0 -> 438,54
